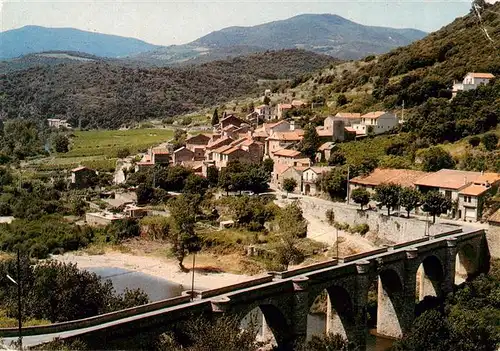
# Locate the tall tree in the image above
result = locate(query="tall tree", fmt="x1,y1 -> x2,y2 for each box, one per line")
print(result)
211,108 -> 219,126
421,191 -> 452,223
300,124 -> 321,162
374,183 -> 401,216
350,188 -> 370,209
400,187 -> 422,218
167,195 -> 201,271
482,133 -> 498,151
53,134 -> 69,153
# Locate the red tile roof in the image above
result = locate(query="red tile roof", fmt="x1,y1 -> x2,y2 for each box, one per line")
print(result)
414,169 -> 483,190
468,72 -> 495,79
273,149 -> 302,157
361,111 -> 387,119
351,168 -> 429,187
459,184 -> 489,196
335,112 -> 361,119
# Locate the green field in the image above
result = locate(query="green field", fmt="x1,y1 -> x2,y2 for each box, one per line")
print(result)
62,128 -> 175,158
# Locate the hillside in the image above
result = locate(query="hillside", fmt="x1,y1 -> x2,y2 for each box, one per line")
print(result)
0,49 -> 338,129
139,14 -> 426,63
0,26 -> 160,59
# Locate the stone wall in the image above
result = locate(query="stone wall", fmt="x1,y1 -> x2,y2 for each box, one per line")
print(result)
296,197 -> 458,244
486,223 -> 500,258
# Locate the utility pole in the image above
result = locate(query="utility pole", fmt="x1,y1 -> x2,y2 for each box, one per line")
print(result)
336,228 -> 339,259
401,100 -> 405,122
17,248 -> 22,350
346,165 -> 350,204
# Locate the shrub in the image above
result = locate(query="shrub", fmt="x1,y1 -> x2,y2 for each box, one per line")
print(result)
468,136 -> 481,147
349,223 -> 370,235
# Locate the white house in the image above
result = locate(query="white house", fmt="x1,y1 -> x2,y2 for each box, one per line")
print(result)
302,167 -> 332,195
47,118 -> 71,129
452,72 -> 495,98
254,104 -> 275,121
351,111 -> 399,136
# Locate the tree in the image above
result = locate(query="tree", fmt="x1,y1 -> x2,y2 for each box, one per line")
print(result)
400,187 -> 421,218
116,147 -> 131,158
336,94 -> 348,106
53,134 -> 69,153
300,124 -> 321,162
282,178 -> 297,195
482,133 -> 498,151
317,168 -> 348,201
350,188 -> 370,209
262,158 -> 274,176
328,151 -> 346,166
373,183 -> 401,216
206,166 -> 219,187
468,136 -> 481,147
184,174 -> 209,198
172,129 -> 187,150
263,95 -> 271,105
211,108 -> 219,126
136,184 -> 155,205
273,202 -> 307,269
167,195 -> 201,271
419,146 -> 456,172
421,191 -> 452,223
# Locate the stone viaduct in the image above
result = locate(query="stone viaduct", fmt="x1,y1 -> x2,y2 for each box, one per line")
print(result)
0,227 -> 490,350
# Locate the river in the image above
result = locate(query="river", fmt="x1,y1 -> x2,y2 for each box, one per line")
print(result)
90,267 -> 394,350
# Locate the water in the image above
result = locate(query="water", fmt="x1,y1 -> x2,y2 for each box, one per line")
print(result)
87,267 -> 183,301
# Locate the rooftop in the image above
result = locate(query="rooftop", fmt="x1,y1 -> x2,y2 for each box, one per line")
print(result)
269,131 -> 304,141
414,169 -> 483,190
459,184 -> 489,197
273,149 -> 302,157
468,72 -> 495,79
361,111 -> 386,119
351,168 -> 429,187
335,112 -> 362,119
278,103 -> 293,109
318,142 -> 336,151
489,208 -> 500,224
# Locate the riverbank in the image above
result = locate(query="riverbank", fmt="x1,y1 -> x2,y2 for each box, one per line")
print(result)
53,250 -> 253,291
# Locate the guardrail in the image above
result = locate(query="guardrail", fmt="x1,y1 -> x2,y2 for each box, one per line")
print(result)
200,275 -> 274,299
0,295 -> 192,338
340,248 -> 389,263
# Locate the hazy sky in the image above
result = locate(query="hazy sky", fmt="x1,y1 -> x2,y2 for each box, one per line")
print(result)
0,0 -> 491,45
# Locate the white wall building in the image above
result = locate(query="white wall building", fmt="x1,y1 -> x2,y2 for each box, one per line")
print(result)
352,111 -> 399,136
452,72 -> 495,98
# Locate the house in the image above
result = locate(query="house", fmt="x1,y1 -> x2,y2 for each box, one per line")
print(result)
254,105 -> 275,121
415,169 -> 500,221
458,173 -> 500,222
333,112 -> 362,124
86,211 -> 125,227
277,166 -> 307,193
47,118 -> 71,129
291,100 -> 306,108
135,154 -> 155,171
316,119 -> 345,142
351,111 -> 399,136
172,147 -> 195,165
317,142 -> 336,162
350,168 -> 429,195
205,136 -> 234,160
151,148 -> 170,164
302,167 -> 333,195
452,72 -> 495,98
71,166 -> 97,189
272,148 -> 310,167
185,134 -> 211,152
219,115 -> 246,130
277,103 -> 293,119
124,205 -> 147,219
267,130 -> 304,158
213,146 -> 255,169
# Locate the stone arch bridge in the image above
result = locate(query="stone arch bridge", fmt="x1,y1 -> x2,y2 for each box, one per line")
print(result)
0,228 -> 490,350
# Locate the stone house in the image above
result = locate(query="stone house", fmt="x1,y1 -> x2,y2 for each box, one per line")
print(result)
254,104 -> 275,121
317,142 -> 336,162
333,112 -> 362,125
205,136 -> 234,160
272,148 -> 310,167
277,103 -> 293,119
219,115 -> 246,130
86,211 -> 125,227
172,147 -> 195,165
302,167 -> 333,195
267,130 -> 303,158
352,111 -> 399,136
277,166 -> 307,193
185,134 -> 211,152
151,148 -> 170,165
213,146 -> 254,169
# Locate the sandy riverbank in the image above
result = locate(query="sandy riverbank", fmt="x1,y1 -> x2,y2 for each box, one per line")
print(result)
53,251 -> 253,291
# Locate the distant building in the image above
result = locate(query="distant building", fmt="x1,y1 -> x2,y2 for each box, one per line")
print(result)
71,166 -> 97,189
452,72 -> 495,98
302,167 -> 333,196
47,118 -> 71,129
351,111 -> 399,136
277,103 -> 293,119
254,105 -> 275,121
86,211 -> 125,227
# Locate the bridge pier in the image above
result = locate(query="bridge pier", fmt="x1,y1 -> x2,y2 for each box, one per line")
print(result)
291,276 -> 309,348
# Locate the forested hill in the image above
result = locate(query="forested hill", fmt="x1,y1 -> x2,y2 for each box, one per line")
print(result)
0,50 -> 338,129
328,1 -> 500,107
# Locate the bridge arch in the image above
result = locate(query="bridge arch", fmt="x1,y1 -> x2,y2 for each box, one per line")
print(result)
455,243 -> 478,283
376,268 -> 406,338
417,254 -> 445,300
308,285 -> 356,341
238,302 -> 292,349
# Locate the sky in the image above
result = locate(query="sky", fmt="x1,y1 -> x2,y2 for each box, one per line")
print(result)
0,0 -> 494,46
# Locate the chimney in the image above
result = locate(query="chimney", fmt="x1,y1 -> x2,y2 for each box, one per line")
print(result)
290,121 -> 295,131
